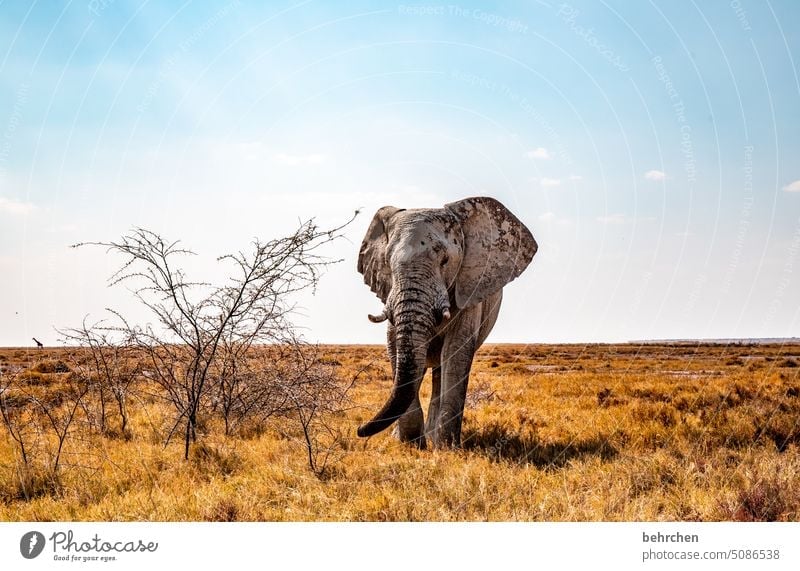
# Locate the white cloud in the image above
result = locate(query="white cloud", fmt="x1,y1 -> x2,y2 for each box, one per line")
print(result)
538,212 -> 556,222
540,177 -> 561,188
0,197 -> 35,215
272,153 -> 328,166
597,213 -> 627,225
568,175 -> 583,181
644,169 -> 666,181
526,147 -> 552,160
782,180 -> 800,192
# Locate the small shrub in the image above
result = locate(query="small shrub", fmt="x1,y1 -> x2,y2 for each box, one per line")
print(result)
206,498 -> 239,522
628,453 -> 679,497
732,382 -> 754,401
465,381 -> 497,409
17,370 -> 48,385
724,474 -> 800,521
755,416 -> 800,452
719,416 -> 756,449
632,402 -> 679,427
103,424 -> 134,441
233,420 -> 269,440
192,443 -> 245,478
0,465 -> 61,502
31,360 -> 71,374
631,387 -> 672,403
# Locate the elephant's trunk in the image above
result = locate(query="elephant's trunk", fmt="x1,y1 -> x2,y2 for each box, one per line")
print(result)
357,285 -> 434,438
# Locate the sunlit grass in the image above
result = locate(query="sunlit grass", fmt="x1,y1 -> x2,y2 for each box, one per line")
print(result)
1,343 -> 799,521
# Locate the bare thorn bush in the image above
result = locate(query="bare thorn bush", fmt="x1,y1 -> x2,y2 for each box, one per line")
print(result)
72,215 -> 356,461
0,369 -> 90,499
59,314 -> 139,438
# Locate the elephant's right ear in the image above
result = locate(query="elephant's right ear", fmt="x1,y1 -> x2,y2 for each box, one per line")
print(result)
357,206 -> 403,303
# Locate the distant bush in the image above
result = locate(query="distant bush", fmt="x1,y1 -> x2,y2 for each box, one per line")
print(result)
596,387 -> 625,407
756,416 -> 800,452
31,360 -> 71,374
17,370 -> 48,385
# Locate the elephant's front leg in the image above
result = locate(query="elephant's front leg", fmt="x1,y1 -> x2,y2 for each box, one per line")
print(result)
425,366 -> 441,443
436,331 -> 478,448
395,383 -> 426,448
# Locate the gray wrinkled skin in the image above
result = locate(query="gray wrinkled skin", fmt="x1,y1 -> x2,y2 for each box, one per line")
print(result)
357,196 -> 537,448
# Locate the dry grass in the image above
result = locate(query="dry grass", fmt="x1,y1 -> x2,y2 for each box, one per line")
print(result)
1,343 -> 799,521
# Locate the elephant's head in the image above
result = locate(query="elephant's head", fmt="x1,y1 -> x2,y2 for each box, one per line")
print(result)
356,196 -> 537,438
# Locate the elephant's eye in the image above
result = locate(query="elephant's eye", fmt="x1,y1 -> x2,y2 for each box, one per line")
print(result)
441,255 -> 449,267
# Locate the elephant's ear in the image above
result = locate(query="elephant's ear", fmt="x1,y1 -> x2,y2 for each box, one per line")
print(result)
445,196 -> 537,308
357,206 -> 403,303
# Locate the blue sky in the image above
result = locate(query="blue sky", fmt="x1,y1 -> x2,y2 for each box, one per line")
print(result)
0,0 -> 798,345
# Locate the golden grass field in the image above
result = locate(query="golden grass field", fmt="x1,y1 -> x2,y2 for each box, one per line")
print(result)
1,342 -> 799,521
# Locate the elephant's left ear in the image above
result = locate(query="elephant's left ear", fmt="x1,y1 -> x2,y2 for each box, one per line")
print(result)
445,196 -> 537,308
357,206 -> 403,303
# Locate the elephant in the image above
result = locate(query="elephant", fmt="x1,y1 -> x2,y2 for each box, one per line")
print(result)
356,196 -> 537,449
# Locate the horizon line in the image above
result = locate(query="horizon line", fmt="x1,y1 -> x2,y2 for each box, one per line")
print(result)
3,336 -> 799,350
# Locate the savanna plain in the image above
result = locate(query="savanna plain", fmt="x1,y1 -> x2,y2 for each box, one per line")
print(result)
1,343 -> 799,521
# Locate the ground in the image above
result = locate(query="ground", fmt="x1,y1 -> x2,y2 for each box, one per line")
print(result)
1,343 -> 799,521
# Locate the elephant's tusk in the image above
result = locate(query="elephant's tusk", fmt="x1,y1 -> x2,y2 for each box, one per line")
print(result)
368,311 -> 388,323
442,308 -> 451,321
